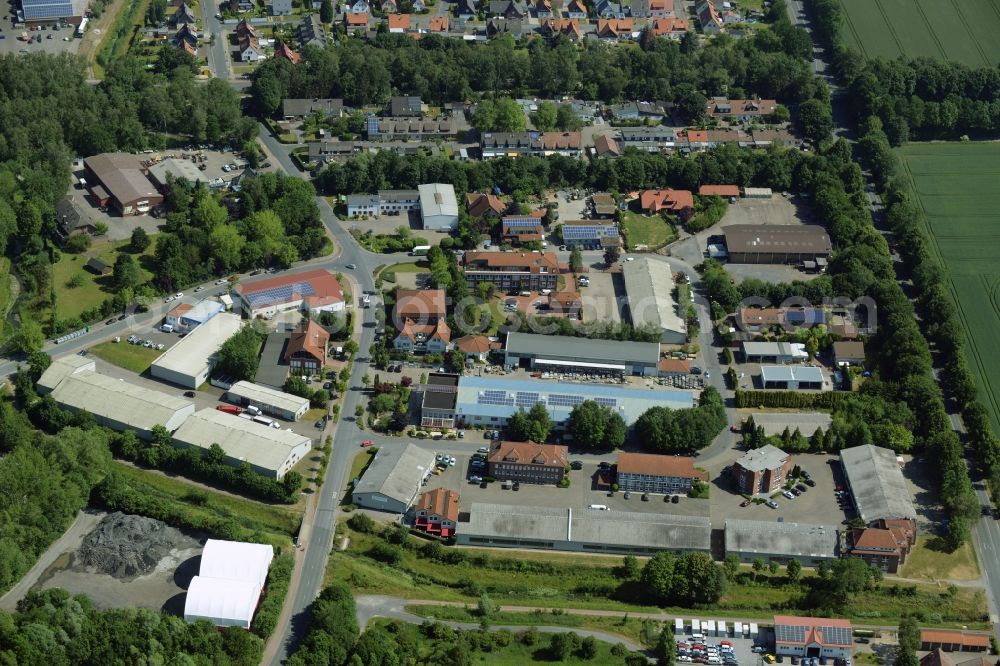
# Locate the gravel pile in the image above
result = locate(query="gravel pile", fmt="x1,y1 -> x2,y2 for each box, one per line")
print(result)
75,512 -> 188,578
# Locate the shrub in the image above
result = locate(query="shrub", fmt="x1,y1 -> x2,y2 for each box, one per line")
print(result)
368,542 -> 403,565
348,512 -> 376,533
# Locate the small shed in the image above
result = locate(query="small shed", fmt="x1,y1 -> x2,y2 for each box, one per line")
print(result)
718,621 -> 727,637
833,340 -> 865,366
749,622 -> 759,638
744,187 -> 773,199
705,620 -> 717,636
85,257 -> 111,275
675,618 -> 685,635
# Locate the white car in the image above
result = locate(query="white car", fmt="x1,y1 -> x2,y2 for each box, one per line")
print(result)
448,456 -> 456,466
625,256 -> 634,261
215,278 -> 228,285
782,490 -> 795,499
174,292 -> 183,299
164,295 -> 173,302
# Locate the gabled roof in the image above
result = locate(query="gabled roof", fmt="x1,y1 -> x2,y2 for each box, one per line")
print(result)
773,616 -> 853,648
428,15 -> 449,30
650,17 -> 688,34
394,288 -> 447,321
273,42 -> 301,64
699,184 -> 740,197
399,318 -> 451,344
467,192 -> 506,217
416,487 -> 460,522
387,13 -> 410,29
565,0 -> 586,12
540,131 -> 581,150
617,453 -> 704,479
345,11 -> 368,25
594,134 -> 621,157
489,441 -> 568,468
542,18 -> 581,39
455,335 -> 491,353
596,18 -> 633,37
640,188 -> 694,212
285,320 -> 328,363
922,649 -> 954,666
236,18 -> 258,38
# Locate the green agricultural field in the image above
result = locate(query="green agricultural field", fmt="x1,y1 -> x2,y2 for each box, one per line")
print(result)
898,142 -> 1000,433
838,0 -> 1000,67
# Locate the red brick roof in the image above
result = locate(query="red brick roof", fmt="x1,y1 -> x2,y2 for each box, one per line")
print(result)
395,289 -> 447,321
773,616 -> 853,648
640,189 -> 694,213
273,42 -> 301,64
387,13 -> 410,29
237,269 -> 344,310
467,192 -> 506,218
455,335 -> 490,353
416,487 -> 460,523
285,320 -> 328,365
921,630 -> 990,649
398,318 -> 451,344
650,16 -> 688,35
489,441 -> 568,468
699,184 -> 740,197
463,251 -> 559,273
658,358 -> 690,374
617,452 -> 705,480
428,15 -> 448,31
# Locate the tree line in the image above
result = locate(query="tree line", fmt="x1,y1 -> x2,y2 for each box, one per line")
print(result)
634,386 -> 728,454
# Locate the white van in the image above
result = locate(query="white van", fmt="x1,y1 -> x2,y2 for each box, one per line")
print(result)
540,288 -> 552,295
245,405 -> 261,416
588,504 -> 609,510
520,291 -> 531,297
160,323 -> 174,333
252,415 -> 275,427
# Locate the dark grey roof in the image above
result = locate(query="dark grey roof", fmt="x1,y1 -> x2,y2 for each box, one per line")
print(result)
486,16 -> 523,35
724,224 -> 832,256
504,332 -> 659,366
255,331 -> 290,390
725,519 -> 839,560
56,198 -> 84,234
456,0 -> 477,15
488,0 -> 525,15
390,96 -> 422,117
282,98 -> 343,118
840,445 -> 916,522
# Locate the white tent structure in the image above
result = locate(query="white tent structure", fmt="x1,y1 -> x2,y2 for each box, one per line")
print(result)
183,576 -> 263,629
183,539 -> 275,629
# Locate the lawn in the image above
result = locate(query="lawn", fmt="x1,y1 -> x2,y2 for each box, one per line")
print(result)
838,0 -> 1000,66
52,238 -> 156,321
110,462 -> 301,546
898,142 -> 1000,433
900,535 -> 980,582
89,340 -> 162,374
619,211 -> 676,250
329,523 -> 988,626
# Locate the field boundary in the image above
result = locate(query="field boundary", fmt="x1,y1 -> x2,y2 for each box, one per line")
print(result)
911,0 -> 947,61
947,0 -> 990,67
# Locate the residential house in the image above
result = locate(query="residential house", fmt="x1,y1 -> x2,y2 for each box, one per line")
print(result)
393,288 -> 447,327
607,100 -> 668,121
541,18 -> 581,40
308,140 -> 357,163
239,35 -> 263,62
273,42 -> 302,64
367,118 -> 457,141
650,16 -> 688,38
462,251 -> 560,292
706,97 -> 777,122
56,198 -> 96,238
456,0 -> 478,17
487,441 -> 569,485
172,23 -> 198,49
270,0 -> 292,14
387,13 -> 410,32
676,128 -> 709,151
298,14 -> 326,48
732,444 -> 790,494
560,219 -> 619,249
414,488 -> 460,537
394,319 -> 451,354
539,131 -> 582,156
348,0 -> 369,11
454,335 -> 492,362
486,16 -> 523,37
488,0 -> 526,17
639,188 -> 694,219
832,340 -> 865,366
381,0 -> 397,12
596,18 -> 633,40
593,134 -> 621,158
230,0 -> 253,11
595,0 -> 626,18
616,453 -> 705,494
283,98 -> 343,120
750,128 -> 801,148
284,320 -> 329,372
412,0 -> 426,10
631,0 -> 670,17
170,2 -> 196,26
389,95 -> 422,117
176,39 -> 197,57
500,216 -> 544,244
547,291 -> 582,317
618,126 -> 674,152
591,193 -> 617,218
737,307 -> 824,335
847,518 -> 916,574
235,18 -> 257,39
467,192 -> 506,219
480,132 -> 537,158
428,15 -> 448,30
564,0 -> 586,18
344,12 -> 368,29
533,0 -> 551,17
697,0 -> 722,33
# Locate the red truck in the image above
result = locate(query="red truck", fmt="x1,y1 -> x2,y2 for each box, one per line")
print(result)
216,405 -> 243,415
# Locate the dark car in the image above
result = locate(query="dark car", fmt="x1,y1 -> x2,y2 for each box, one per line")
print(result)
512,481 -> 520,491
804,478 -> 816,487
623,491 -> 630,499
740,499 -> 751,507
118,314 -> 128,321
598,461 -> 611,470
570,460 -> 583,470
796,483 -> 807,492
671,495 -> 680,504
183,391 -> 196,398
106,318 -> 116,325
641,493 -> 649,501
855,638 -> 870,644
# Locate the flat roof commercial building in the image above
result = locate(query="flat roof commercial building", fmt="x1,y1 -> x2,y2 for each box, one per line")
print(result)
83,153 -> 162,216
840,444 -> 916,523
166,300 -> 224,333
622,257 -> 686,344
352,444 -> 436,514
148,158 -> 205,190
724,519 -> 839,565
226,381 -> 310,421
235,269 -> 345,319
616,453 -> 705,494
742,341 -> 808,364
172,409 -> 312,479
774,616 -> 853,660
48,369 -> 195,439
760,365 -> 824,390
419,183 -> 459,230
504,332 -> 660,376
150,313 -> 242,389
457,503 -> 712,555
450,375 -> 694,429
36,355 -> 95,394
724,224 -> 832,264
421,372 -> 459,429
733,444 -> 790,495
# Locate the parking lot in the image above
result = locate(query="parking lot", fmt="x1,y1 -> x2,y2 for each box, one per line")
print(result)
0,23 -> 82,56
578,270 -> 623,324
421,450 -> 711,519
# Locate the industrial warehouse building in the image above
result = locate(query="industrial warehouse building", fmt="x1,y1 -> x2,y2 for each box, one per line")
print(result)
225,381 -> 311,421
171,409 -> 313,479
622,257 -> 687,344
840,444 -> 917,523
760,365 -> 824,390
724,519 -> 839,565
150,313 -> 242,389
45,365 -> 195,439
447,375 -> 694,429
419,183 -> 459,230
83,153 -> 163,216
183,539 -> 273,629
148,158 -> 206,190
723,224 -> 832,265
504,332 -> 661,376
457,504 -> 711,555
774,616 -> 853,660
352,444 -> 436,514
36,355 -> 96,394
165,300 -> 224,333
235,269 -> 345,319
742,341 -> 808,364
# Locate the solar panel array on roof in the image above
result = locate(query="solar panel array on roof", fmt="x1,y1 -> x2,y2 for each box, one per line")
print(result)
562,223 -> 617,239
22,0 -> 76,19
775,625 -> 806,643
245,283 -> 316,309
503,217 -> 540,227
775,623 -> 852,646
478,389 -> 515,406
514,391 -> 539,407
366,117 -> 380,134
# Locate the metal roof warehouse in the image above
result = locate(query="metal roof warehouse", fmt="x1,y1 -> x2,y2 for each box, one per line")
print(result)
226,381 -> 311,421
457,503 -> 711,555
352,444 -> 437,514
150,313 -> 242,389
171,409 -> 312,479
840,444 -> 916,523
621,257 -> 687,344
725,519 -> 839,565
504,332 -> 661,376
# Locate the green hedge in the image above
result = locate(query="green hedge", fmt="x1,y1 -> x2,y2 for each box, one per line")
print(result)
251,554 -> 294,638
735,390 -> 845,409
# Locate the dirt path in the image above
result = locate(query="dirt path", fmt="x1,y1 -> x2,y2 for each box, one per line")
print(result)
0,509 -> 106,611
79,0 -> 128,79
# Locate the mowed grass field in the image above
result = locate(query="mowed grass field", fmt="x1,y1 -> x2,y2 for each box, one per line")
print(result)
839,0 -> 1000,66
898,142 -> 1000,433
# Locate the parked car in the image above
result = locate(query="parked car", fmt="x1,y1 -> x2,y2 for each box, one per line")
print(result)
448,456 -> 456,466
804,478 -> 816,487
671,495 -> 679,504
512,481 -> 520,491
766,500 -> 779,509
345,263 -> 357,270
623,491 -> 630,499
740,499 -> 751,507
477,446 -> 489,453
641,492 -> 649,501
360,440 -> 374,447
570,460 -> 583,470
782,490 -> 795,499
795,483 -> 808,492
469,475 -> 482,484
